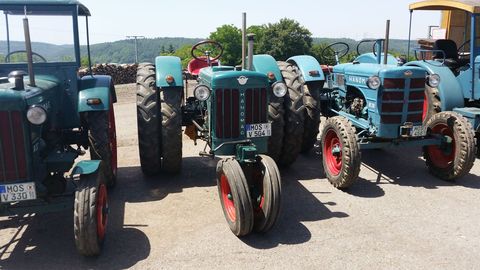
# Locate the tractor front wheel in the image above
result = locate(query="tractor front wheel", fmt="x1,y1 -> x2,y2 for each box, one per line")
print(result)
321,116 -> 361,189
74,163 -> 109,256
216,158 -> 254,237
424,111 -> 475,180
252,155 -> 282,233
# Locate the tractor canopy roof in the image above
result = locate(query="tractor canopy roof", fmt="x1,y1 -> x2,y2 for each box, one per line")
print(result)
0,0 -> 90,16
409,0 -> 479,14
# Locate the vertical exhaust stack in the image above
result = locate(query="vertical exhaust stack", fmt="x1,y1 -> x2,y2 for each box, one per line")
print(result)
241,12 -> 247,70
23,16 -> 35,87
383,20 -> 390,65
247,34 -> 255,71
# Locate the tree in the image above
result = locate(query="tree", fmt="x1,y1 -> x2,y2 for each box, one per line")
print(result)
257,18 -> 312,61
168,44 -> 175,53
173,44 -> 194,69
208,24 -> 242,66
247,25 -> 266,54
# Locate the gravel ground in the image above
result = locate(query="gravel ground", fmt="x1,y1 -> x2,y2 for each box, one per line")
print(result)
0,84 -> 479,270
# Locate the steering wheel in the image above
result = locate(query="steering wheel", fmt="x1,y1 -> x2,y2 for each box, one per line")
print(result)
457,38 -> 480,57
320,42 -> 350,64
191,40 -> 224,62
356,39 -> 385,56
4,50 -> 47,63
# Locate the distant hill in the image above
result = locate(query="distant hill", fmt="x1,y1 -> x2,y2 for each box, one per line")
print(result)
313,38 -> 413,55
0,37 -> 414,64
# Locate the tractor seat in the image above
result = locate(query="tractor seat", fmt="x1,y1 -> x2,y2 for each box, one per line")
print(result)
187,57 -> 219,76
433,39 -> 470,70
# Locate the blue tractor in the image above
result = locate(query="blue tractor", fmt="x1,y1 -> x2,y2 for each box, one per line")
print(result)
0,1 -> 117,256
405,0 -> 480,156
136,36 -> 284,236
287,33 -> 476,188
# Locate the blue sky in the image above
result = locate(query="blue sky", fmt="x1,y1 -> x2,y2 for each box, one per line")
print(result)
2,0 -> 442,44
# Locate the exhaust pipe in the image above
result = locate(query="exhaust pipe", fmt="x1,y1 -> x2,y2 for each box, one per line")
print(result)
383,20 -> 390,65
241,12 -> 247,70
23,16 -> 35,86
247,34 -> 255,71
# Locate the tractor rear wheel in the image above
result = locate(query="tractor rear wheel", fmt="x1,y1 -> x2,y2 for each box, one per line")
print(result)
321,116 -> 361,189
423,84 -> 441,124
136,63 -> 162,175
267,95 -> 285,161
424,111 -> 475,180
74,163 -> 108,257
87,100 -> 117,188
159,83 -> 183,173
216,158 -> 254,237
277,61 -> 305,166
301,81 -> 322,153
252,155 -> 282,233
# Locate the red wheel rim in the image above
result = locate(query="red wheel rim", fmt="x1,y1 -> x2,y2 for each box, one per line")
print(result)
254,170 -> 265,213
426,123 -> 455,169
96,184 -> 108,240
109,103 -> 117,177
220,174 -> 236,222
324,129 -> 342,176
422,92 -> 428,121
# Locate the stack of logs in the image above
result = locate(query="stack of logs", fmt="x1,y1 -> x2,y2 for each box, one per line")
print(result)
79,63 -> 138,85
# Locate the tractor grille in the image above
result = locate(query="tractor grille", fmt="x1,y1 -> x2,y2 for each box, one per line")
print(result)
215,88 -> 267,139
380,78 -> 425,124
0,111 -> 29,183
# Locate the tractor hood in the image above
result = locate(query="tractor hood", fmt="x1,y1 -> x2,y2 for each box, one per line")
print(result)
199,67 -> 269,89
334,63 -> 426,79
0,77 -> 60,111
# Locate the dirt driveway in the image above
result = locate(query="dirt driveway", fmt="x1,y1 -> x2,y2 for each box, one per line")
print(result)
1,84 -> 479,270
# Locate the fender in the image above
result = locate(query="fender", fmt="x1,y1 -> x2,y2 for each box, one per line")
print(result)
252,54 -> 283,83
405,61 -> 464,111
78,75 -> 116,112
155,56 -> 184,88
287,55 -> 325,82
72,160 -> 102,176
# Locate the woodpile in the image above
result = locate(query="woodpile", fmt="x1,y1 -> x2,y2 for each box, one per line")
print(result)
79,63 -> 138,85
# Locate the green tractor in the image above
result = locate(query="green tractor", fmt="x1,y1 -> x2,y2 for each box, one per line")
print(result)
0,1 -> 117,256
136,36 -> 285,236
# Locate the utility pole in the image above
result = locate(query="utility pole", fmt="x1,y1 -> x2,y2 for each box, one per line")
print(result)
126,35 -> 145,63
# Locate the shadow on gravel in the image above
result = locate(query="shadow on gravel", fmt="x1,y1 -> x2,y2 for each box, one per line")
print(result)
0,186 -> 150,270
241,153 -> 349,249
361,147 -> 480,190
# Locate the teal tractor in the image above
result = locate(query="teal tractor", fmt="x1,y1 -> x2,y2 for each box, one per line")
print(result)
405,0 -> 480,156
288,32 -> 476,188
0,1 -> 117,256
136,37 -> 284,236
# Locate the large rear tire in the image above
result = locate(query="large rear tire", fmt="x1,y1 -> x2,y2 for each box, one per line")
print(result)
267,95 -> 285,161
216,158 -> 254,237
424,111 -> 475,180
159,84 -> 183,174
74,164 -> 108,257
87,99 -> 117,188
136,63 -> 183,175
321,116 -> 361,189
302,81 -> 322,153
277,61 -> 305,167
136,63 -> 162,175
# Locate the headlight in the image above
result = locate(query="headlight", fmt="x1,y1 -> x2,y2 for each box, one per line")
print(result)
367,76 -> 381,89
427,74 -> 440,88
194,85 -> 211,101
27,106 -> 47,125
272,82 -> 287,97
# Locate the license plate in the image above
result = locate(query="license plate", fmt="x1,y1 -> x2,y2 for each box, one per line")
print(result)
411,125 -> 427,137
245,123 -> 272,138
0,182 -> 37,203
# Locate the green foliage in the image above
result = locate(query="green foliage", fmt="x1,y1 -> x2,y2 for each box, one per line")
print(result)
173,45 -> 193,69
257,18 -> 312,61
0,54 -> 4,63
208,24 -> 242,66
247,25 -> 266,54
